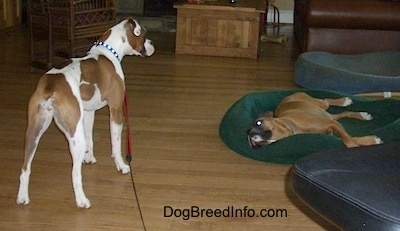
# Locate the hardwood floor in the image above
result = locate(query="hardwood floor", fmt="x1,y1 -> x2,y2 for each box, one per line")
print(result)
0,25 -> 338,230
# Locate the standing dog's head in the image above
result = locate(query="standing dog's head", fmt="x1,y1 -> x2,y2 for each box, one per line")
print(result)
247,112 -> 293,149
123,19 -> 155,57
98,18 -> 155,59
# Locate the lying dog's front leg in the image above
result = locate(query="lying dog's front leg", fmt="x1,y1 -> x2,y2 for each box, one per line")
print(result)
110,119 -> 130,174
83,110 -> 96,164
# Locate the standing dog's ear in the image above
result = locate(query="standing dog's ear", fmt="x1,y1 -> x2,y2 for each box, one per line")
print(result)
133,24 -> 141,36
127,19 -> 141,37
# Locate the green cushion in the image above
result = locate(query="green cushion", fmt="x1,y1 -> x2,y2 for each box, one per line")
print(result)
219,90 -> 400,164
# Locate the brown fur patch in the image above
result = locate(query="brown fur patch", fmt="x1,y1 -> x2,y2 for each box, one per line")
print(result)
79,58 -> 98,101
35,74 -> 81,136
80,84 -> 96,101
78,56 -> 125,124
98,29 -> 112,42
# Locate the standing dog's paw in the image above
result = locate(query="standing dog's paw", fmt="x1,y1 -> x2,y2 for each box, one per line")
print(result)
114,158 -> 131,174
17,181 -> 30,205
119,164 -> 131,175
16,196 -> 30,205
83,152 -> 97,164
342,97 -> 353,107
76,197 -> 91,209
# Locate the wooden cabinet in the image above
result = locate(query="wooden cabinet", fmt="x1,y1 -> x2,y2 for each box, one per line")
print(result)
0,0 -> 21,31
174,0 -> 265,59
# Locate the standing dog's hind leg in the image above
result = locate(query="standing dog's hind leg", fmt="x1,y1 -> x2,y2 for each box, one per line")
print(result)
53,98 -> 91,208
17,100 -> 53,205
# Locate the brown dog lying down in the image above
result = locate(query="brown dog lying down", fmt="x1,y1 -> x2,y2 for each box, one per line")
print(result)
247,92 -> 383,149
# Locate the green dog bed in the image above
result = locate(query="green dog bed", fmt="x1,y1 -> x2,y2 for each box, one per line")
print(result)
219,90 -> 400,164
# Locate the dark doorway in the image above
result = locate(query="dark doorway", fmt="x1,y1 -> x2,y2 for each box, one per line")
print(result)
144,0 -> 177,16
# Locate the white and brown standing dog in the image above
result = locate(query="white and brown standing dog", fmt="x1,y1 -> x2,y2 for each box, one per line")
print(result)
248,92 -> 383,149
17,19 -> 154,208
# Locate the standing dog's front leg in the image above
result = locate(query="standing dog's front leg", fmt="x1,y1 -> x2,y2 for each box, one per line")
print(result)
110,107 -> 130,174
83,110 -> 97,164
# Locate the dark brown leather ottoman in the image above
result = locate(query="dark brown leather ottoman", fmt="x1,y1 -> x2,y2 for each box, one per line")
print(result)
294,0 -> 400,54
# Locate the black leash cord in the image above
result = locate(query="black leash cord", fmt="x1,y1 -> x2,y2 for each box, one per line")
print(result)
124,93 -> 147,231
126,155 -> 147,231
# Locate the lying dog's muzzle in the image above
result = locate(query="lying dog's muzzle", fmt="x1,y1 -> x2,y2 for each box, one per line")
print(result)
247,128 -> 273,149
248,135 -> 263,149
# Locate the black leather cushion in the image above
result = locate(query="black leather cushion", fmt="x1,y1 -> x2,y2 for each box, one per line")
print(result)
291,141 -> 400,230
294,51 -> 400,94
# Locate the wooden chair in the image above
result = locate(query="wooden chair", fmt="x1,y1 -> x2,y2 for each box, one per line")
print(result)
28,0 -> 52,70
262,0 -> 280,31
48,0 -> 116,59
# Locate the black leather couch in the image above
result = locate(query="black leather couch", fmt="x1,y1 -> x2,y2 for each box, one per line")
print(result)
291,141 -> 400,230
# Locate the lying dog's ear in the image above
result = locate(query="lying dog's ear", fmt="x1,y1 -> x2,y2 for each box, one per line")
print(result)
258,111 -> 274,118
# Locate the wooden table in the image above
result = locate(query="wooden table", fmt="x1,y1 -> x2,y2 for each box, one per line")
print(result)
174,0 -> 265,59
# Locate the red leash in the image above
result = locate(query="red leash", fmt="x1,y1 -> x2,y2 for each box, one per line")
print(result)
123,93 -> 147,231
123,94 -> 133,162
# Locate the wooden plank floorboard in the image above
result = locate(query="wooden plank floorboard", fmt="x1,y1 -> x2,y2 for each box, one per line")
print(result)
0,26 -> 338,230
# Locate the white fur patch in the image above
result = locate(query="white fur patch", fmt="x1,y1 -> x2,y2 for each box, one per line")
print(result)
133,21 -> 141,36
17,169 -> 30,205
342,97 -> 353,107
144,39 -> 155,56
360,112 -> 373,120
375,137 -> 383,144
110,121 -> 130,174
251,135 -> 264,143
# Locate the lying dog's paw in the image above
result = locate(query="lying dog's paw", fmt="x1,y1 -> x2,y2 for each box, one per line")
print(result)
374,136 -> 383,145
342,97 -> 353,107
360,112 -> 373,120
